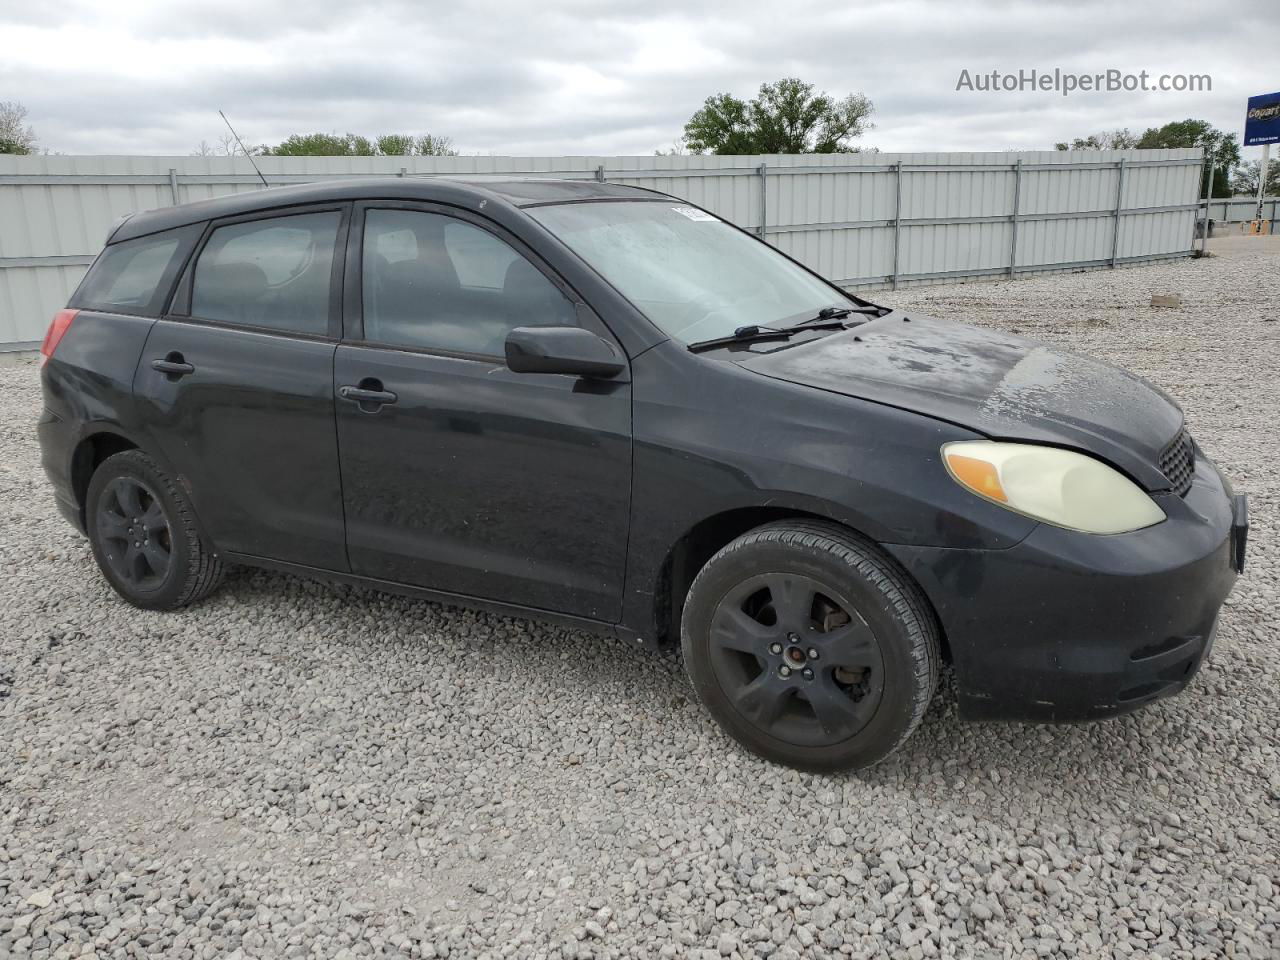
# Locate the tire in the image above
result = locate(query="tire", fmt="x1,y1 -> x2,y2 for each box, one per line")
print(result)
680,520 -> 939,772
85,449 -> 225,610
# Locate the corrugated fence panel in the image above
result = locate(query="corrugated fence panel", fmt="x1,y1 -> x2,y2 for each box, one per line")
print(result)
1203,197 -> 1274,224
1017,213 -> 1112,268
1205,197 -> 1279,222
0,264 -> 87,345
902,221 -> 1011,277
0,149 -> 1205,348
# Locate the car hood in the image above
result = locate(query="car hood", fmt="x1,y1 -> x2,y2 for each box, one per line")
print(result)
738,312 -> 1183,491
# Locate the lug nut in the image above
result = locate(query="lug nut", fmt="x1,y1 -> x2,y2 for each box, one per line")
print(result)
769,642 -> 783,655
779,665 -> 792,678
807,648 -> 819,660
787,632 -> 801,642
802,668 -> 814,680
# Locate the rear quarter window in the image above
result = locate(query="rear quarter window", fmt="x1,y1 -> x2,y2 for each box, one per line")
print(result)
70,224 -> 203,317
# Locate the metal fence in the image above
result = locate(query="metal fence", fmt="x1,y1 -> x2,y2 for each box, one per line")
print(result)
0,149 -> 1205,350
1204,196 -> 1279,225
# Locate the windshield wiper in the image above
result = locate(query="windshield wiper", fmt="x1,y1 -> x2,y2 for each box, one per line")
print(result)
687,319 -> 847,353
686,304 -> 883,353
797,305 -> 883,324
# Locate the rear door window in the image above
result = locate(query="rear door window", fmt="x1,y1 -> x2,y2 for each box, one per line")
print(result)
191,210 -> 342,336
71,225 -> 201,317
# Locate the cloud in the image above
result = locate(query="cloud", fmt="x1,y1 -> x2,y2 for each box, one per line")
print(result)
0,0 -> 1273,156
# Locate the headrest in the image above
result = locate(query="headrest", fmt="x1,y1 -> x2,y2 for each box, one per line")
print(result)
502,258 -> 551,300
200,261 -> 269,301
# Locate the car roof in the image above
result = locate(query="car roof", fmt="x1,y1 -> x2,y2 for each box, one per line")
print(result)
110,177 -> 667,243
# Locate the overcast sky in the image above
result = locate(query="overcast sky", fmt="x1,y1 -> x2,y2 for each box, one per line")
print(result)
2,0 -> 1274,157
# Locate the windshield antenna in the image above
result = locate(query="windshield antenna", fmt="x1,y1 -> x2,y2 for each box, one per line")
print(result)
219,110 -> 269,189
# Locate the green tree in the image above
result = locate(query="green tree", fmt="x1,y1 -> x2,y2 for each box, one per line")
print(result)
413,134 -> 457,156
263,131 -> 457,157
377,133 -> 457,156
266,133 -> 376,156
0,101 -> 37,155
1055,119 -> 1239,197
683,78 -> 873,155
375,133 -> 417,156
1053,129 -> 1138,151
1135,119 -> 1239,197
683,93 -> 756,155
1230,158 -> 1280,197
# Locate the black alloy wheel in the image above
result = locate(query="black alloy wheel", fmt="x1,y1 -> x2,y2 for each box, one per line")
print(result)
681,520 -> 939,771
95,476 -> 173,589
85,449 -> 226,610
707,572 -> 885,747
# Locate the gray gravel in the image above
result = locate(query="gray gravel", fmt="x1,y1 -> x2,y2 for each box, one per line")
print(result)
2,237 -> 1278,959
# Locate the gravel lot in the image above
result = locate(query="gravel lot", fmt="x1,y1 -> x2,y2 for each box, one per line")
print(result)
2,238 -> 1277,960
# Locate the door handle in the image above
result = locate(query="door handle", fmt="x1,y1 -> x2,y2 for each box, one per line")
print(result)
152,354 -> 195,377
339,380 -> 398,410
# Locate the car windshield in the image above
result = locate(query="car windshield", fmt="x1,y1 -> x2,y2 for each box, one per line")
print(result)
528,200 -> 850,344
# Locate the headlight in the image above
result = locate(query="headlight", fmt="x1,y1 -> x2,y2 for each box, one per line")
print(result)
942,441 -> 1165,534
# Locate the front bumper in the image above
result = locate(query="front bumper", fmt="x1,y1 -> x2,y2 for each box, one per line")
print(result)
888,454 -> 1245,723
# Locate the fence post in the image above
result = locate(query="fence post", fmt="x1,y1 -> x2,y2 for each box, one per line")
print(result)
757,162 -> 768,239
168,168 -> 179,206
595,164 -> 606,183
1109,157 -> 1126,268
1200,146 -> 1214,254
1008,159 -> 1022,277
890,161 -> 902,289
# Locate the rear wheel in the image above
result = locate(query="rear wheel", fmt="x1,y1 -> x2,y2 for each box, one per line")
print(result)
86,449 -> 225,610
681,520 -> 939,771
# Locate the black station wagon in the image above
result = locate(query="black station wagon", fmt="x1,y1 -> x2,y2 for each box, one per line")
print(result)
37,178 -> 1248,770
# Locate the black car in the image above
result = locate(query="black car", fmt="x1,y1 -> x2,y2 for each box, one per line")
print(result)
37,177 -> 1248,771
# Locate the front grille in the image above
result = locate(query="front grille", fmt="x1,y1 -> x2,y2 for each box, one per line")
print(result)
1158,428 -> 1195,496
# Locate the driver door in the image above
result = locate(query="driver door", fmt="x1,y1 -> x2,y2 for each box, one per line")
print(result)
333,202 -> 633,621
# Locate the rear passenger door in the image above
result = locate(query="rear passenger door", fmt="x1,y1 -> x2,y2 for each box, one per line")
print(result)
133,204 -> 351,571
334,202 -> 632,621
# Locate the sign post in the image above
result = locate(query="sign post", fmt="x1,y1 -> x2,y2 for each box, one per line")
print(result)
1243,92 -> 1280,223
1259,144 -> 1272,223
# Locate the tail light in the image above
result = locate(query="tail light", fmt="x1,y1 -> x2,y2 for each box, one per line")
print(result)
40,308 -> 79,367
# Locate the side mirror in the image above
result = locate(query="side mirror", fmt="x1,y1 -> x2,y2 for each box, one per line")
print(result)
504,326 -> 626,379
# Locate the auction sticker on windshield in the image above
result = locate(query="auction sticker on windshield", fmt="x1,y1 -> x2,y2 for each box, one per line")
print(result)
672,205 -> 719,221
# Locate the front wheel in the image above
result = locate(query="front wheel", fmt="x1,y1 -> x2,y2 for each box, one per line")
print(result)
681,520 -> 939,772
85,449 -> 225,610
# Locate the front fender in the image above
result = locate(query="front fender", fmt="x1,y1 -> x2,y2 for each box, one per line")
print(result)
619,342 -> 1041,642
